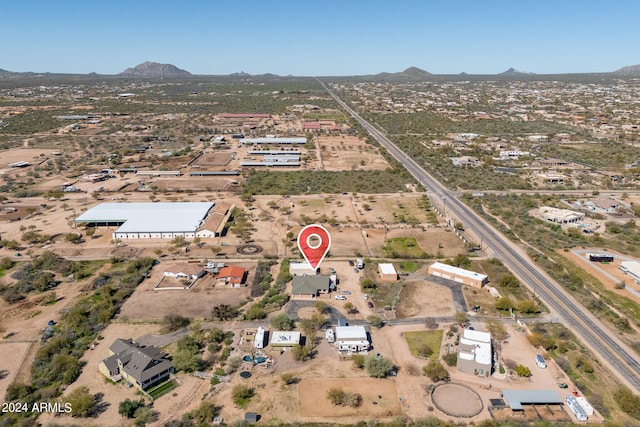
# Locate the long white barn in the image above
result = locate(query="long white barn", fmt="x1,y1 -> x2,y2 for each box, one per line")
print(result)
75,202 -> 216,239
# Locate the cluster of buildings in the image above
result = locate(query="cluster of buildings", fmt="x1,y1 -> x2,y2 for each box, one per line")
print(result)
158,262 -> 248,290
253,323 -> 370,355
331,79 -> 640,140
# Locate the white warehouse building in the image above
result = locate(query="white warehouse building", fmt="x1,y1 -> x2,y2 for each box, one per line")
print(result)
74,202 -> 218,239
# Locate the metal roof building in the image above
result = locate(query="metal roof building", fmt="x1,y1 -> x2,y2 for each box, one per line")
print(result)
75,202 -> 214,239
428,262 -> 489,288
501,390 -> 563,411
240,137 -> 307,145
620,261 -> 640,284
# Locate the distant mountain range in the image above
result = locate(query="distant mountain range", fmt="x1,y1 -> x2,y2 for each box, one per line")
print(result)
372,66 -> 433,81
2,62 -> 640,78
613,64 -> 640,76
119,61 -> 191,77
499,67 -> 535,76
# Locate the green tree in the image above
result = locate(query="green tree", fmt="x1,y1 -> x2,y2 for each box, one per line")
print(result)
417,343 -> 433,358
164,314 -> 190,332
485,319 -> 507,341
65,386 -> 94,418
119,398 -> 146,419
364,354 -> 394,378
292,344 -> 311,361
173,349 -> 201,372
314,300 -> 328,314
423,360 -> 449,382
245,304 -> 266,320
343,301 -> 356,314
499,273 -> 520,288
516,299 -> 540,314
65,232 -> 82,243
447,253 -> 471,268
190,401 -> 218,424
442,353 -> 457,367
360,278 -> 376,289
367,314 -> 383,328
326,387 -> 362,407
614,386 -> 640,418
453,311 -> 468,324
495,296 -> 514,311
177,335 -> 200,353
0,257 -> 16,270
326,387 -> 346,406
269,313 -> 293,330
212,304 -> 237,320
133,405 -> 154,426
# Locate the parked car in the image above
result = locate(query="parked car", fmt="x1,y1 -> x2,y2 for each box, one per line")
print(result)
354,268 -> 360,273
341,290 -> 351,295
367,301 -> 374,308
348,260 -> 355,266
363,294 -> 369,300
335,295 -> 347,300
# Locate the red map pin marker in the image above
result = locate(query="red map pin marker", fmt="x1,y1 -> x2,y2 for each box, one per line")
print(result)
298,224 -> 331,270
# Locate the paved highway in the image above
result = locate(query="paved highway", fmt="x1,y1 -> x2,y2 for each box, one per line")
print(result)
319,80 -> 640,393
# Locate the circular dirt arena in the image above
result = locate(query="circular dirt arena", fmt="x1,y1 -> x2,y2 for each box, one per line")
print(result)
237,244 -> 263,255
431,383 -> 483,418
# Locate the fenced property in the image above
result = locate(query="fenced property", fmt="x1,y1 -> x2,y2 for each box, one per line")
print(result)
145,379 -> 177,401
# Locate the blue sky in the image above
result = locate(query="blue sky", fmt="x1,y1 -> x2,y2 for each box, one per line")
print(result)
2,0 -> 638,75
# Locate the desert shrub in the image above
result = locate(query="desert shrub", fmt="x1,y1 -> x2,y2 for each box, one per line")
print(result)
269,313 -> 293,330
422,360 -> 449,382
164,315 -> 190,332
326,387 -> 362,407
515,364 -> 531,377
232,385 -> 255,408
351,354 -> 365,369
364,354 -> 394,378
442,353 -> 457,367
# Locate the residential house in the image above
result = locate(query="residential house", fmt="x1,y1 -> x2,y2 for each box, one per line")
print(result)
217,266 -> 248,287
164,264 -> 205,280
291,275 -> 332,298
98,338 -> 173,391
457,329 -> 492,377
